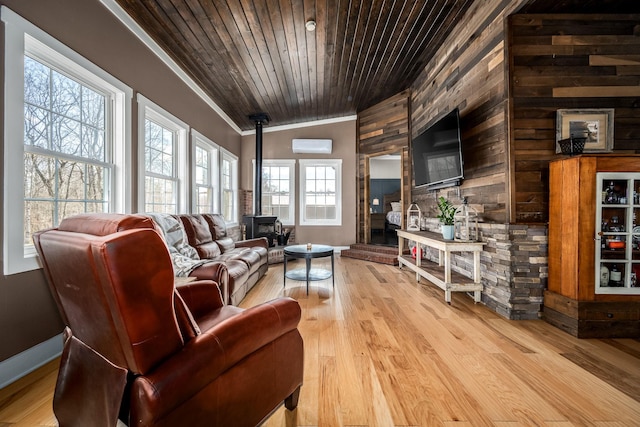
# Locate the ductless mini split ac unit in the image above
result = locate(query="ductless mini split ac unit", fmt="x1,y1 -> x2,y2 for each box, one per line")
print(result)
291,138 -> 332,154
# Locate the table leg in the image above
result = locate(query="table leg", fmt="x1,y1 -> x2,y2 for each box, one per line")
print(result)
473,250 -> 481,303
473,250 -> 481,283
283,256 -> 287,288
331,252 -> 335,288
306,256 -> 311,295
444,251 -> 452,283
415,245 -> 421,283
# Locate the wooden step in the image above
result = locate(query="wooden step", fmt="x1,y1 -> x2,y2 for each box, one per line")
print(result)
346,243 -> 399,255
340,245 -> 399,265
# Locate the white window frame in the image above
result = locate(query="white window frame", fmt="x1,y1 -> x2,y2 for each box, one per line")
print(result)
2,7 -> 131,275
191,129 -> 219,214
137,94 -> 188,214
220,148 -> 239,224
253,159 -> 296,226
299,159 -> 342,226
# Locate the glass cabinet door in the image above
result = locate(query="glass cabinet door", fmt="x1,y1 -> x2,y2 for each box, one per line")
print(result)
595,172 -> 640,294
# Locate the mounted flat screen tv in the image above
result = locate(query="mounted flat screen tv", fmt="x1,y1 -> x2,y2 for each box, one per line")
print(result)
411,108 -> 463,189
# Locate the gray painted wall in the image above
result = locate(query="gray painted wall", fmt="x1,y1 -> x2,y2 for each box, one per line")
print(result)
0,0 -> 241,366
240,120 -> 358,246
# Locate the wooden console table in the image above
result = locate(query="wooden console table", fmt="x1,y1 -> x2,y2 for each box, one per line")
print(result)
396,229 -> 485,304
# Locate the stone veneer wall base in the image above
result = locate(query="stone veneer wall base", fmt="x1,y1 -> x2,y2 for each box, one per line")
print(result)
416,219 -> 547,320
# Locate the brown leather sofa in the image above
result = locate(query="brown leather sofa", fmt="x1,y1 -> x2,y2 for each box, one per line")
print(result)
176,213 -> 269,305
33,213 -> 304,427
143,213 -> 268,305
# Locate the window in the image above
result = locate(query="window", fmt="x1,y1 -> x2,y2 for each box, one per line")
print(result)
138,94 -> 188,214
253,159 -> 295,225
299,159 -> 342,226
221,149 -> 238,224
191,130 -> 219,214
3,7 -> 131,275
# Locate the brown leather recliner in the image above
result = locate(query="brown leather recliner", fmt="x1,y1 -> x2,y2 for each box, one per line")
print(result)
33,213 -> 304,427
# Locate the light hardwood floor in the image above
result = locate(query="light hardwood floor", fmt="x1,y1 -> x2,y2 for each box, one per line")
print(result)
1,255 -> 640,426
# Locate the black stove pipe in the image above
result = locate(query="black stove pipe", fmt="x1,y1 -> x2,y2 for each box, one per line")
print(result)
249,113 -> 269,216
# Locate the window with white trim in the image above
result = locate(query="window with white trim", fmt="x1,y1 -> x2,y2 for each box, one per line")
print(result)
221,149 -> 238,224
299,159 -> 342,226
253,159 -> 295,225
138,95 -> 188,214
191,130 -> 219,214
3,7 -> 131,275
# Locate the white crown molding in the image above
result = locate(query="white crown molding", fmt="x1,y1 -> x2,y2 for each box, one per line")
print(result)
99,0 -> 243,135
242,115 -> 358,136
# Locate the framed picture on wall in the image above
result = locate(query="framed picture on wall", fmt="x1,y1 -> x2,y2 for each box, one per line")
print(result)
556,108 -> 614,153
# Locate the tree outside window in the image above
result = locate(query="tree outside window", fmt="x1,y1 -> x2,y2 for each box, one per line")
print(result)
144,118 -> 177,213
23,56 -> 110,245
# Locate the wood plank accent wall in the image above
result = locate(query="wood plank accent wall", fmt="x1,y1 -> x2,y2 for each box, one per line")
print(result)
510,14 -> 640,223
410,0 -> 528,223
357,90 -> 411,243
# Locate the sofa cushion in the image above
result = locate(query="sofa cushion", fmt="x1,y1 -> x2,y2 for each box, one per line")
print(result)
196,242 -> 222,259
203,214 -> 228,239
216,237 -> 235,253
251,246 -> 268,264
225,248 -> 262,275
179,214 -> 213,246
58,213 -> 155,236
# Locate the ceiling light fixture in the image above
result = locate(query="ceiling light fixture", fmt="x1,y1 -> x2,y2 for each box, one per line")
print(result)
305,20 -> 316,32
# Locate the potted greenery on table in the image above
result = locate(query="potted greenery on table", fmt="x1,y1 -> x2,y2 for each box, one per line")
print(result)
436,196 -> 456,240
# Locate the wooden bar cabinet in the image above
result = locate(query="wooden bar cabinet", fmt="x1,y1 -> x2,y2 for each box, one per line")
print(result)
546,155 -> 640,338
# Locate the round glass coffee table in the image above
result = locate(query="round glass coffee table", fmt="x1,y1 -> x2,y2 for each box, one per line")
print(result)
283,244 -> 335,294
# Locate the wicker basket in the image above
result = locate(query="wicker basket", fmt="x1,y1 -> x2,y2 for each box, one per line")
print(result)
558,137 -> 586,155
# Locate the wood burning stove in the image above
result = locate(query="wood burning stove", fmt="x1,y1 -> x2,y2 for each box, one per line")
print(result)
243,215 -> 278,247
245,113 -> 279,247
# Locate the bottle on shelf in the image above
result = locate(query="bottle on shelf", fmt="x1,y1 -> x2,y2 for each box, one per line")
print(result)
600,264 -> 610,286
618,181 -> 628,204
608,216 -> 621,232
605,181 -> 618,204
594,173 -> 640,295
610,264 -> 623,287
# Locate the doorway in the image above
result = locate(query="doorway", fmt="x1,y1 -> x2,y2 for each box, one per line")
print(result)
367,153 -> 402,246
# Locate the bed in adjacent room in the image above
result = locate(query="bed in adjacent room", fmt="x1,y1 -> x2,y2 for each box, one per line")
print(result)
383,190 -> 402,234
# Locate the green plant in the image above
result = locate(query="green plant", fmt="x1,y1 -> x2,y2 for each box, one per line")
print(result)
436,196 -> 456,225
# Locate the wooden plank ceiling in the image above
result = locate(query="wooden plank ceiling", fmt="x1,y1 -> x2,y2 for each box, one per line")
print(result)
115,0 -> 474,130
115,0 -> 638,131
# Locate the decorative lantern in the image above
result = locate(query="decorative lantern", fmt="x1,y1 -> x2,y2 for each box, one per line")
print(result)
454,197 -> 478,241
407,202 -> 421,231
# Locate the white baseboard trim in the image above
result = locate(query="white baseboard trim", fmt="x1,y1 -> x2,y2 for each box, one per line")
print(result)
0,334 -> 63,389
